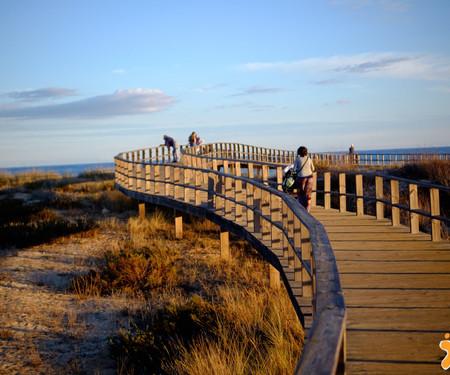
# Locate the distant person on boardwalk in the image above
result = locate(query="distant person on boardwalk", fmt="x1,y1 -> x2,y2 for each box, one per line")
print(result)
163,135 -> 180,162
188,132 -> 198,147
196,135 -> 204,146
293,146 -> 315,212
349,144 -> 355,164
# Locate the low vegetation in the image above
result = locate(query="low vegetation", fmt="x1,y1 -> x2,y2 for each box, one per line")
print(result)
0,168 -> 304,374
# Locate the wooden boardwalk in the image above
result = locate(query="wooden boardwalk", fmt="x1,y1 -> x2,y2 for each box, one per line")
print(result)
310,207 -> 450,374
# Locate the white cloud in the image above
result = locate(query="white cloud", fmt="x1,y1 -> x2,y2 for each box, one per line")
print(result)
238,52 -> 450,81
0,88 -> 176,119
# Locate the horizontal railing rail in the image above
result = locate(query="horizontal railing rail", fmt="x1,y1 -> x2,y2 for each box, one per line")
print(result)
114,146 -> 346,375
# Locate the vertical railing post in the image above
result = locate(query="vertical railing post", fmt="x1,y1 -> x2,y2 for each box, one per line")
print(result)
183,169 -> 191,203
430,188 -> 441,241
154,165 -> 161,195
409,184 -> 419,234
376,176 -> 384,220
235,163 -> 243,223
311,172 -> 317,207
356,174 -> 363,216
300,221 -> 312,298
262,165 -> 269,186
261,190 -> 271,243
246,182 -> 255,232
391,180 -> 400,226
271,194 -> 282,250
277,167 -> 283,191
339,173 -> 346,212
324,172 -> 331,210
195,169 -> 202,206
293,216 -> 301,283
224,175 -> 232,216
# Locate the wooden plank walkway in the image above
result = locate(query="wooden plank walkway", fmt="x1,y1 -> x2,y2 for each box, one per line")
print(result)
310,207 -> 450,374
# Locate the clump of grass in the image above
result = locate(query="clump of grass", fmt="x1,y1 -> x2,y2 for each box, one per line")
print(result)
70,243 -> 180,298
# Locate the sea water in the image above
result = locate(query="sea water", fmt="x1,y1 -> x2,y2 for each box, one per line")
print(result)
1,146 -> 448,176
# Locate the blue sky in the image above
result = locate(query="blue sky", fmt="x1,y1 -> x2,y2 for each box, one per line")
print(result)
1,0 -> 449,167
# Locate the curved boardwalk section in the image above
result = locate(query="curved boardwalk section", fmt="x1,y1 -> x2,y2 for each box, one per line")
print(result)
115,142 -> 449,375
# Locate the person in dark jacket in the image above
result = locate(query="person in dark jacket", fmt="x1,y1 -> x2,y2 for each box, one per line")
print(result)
163,135 -> 180,162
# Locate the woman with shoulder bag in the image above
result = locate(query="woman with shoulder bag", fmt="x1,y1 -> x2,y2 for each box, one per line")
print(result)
293,146 -> 315,212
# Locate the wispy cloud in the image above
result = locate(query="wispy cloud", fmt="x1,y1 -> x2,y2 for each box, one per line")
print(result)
232,85 -> 282,96
6,87 -> 78,102
0,88 -> 176,119
323,99 -> 351,106
194,83 -> 228,93
311,78 -> 344,85
216,101 -> 275,111
239,52 -> 450,81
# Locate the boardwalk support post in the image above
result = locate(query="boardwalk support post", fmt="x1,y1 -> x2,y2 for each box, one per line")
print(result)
220,228 -> 230,259
174,210 -> 183,239
139,202 -> 146,219
270,265 -> 281,289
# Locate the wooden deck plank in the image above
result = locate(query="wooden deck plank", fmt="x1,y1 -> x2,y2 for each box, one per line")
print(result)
337,260 -> 450,274
347,361 -> 443,375
343,289 -> 450,307
346,331 -> 443,363
346,307 -> 450,331
334,250 -> 450,261
339,273 -> 450,289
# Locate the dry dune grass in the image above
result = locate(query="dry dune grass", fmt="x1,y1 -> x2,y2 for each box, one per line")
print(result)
0,171 -> 303,374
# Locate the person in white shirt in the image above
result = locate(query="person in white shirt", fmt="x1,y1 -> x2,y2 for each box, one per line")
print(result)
293,146 -> 315,212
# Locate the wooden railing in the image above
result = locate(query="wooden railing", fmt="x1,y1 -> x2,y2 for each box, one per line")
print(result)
181,143 -> 449,241
121,142 -> 448,167
310,152 -> 449,166
114,145 -> 346,375
312,170 -> 450,241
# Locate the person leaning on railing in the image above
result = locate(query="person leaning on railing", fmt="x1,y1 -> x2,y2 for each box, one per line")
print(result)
293,146 -> 315,212
163,135 -> 180,163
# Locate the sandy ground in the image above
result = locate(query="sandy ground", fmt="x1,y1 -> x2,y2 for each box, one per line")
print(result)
0,230 -> 138,375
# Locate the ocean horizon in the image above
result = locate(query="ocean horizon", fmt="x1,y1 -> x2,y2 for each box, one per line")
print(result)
1,146 -> 449,176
